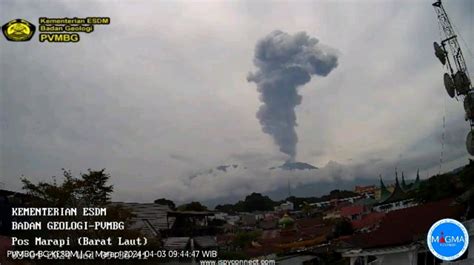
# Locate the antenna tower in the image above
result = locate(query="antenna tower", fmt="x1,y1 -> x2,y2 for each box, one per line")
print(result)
432,0 -> 474,156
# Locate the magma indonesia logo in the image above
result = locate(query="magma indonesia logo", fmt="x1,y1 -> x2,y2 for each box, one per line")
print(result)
2,19 -> 36,41
427,218 -> 469,261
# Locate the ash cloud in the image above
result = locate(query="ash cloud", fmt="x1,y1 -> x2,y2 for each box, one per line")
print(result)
247,30 -> 338,160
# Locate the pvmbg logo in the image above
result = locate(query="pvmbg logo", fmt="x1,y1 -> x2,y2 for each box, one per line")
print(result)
427,218 -> 469,261
2,19 -> 36,41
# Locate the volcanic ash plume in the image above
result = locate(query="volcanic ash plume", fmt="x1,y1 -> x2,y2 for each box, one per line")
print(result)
247,30 -> 338,160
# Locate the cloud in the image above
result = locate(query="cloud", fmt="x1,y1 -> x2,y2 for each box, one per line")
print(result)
1,0 -> 472,204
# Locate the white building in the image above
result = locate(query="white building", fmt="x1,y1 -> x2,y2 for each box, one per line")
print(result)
342,244 -> 419,265
274,201 -> 294,212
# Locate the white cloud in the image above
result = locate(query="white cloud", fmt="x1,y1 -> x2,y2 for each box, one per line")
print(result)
1,0 -> 472,203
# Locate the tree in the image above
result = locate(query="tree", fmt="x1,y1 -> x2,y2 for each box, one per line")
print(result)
78,169 -> 113,206
154,198 -> 176,210
415,172 -> 462,202
301,201 -> 315,216
21,168 -> 113,207
242,193 -> 277,212
331,219 -> 353,238
177,201 -> 208,211
216,193 -> 282,213
232,230 -> 261,249
17,169 -> 161,265
215,203 -> 236,213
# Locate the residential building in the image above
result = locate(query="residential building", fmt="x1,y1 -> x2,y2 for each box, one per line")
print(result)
373,177 -> 418,213
340,199 -> 466,265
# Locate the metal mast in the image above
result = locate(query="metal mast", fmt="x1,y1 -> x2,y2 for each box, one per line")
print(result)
432,0 -> 474,156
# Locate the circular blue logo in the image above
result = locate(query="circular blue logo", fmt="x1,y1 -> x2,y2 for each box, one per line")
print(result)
427,218 -> 469,261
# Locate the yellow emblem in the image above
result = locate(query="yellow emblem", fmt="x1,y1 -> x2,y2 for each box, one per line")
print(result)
2,19 -> 36,41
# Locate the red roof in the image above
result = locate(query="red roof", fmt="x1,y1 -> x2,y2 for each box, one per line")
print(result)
244,244 -> 276,257
243,218 -> 333,257
295,217 -> 324,228
344,199 -> 465,249
351,212 -> 385,230
341,205 -> 365,218
334,201 -> 352,210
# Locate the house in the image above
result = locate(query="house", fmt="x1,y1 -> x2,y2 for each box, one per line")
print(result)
242,216 -> 332,258
210,212 -> 240,225
341,205 -> 366,221
323,210 -> 341,220
166,210 -> 215,237
259,215 -> 278,230
373,177 -> 417,213
163,237 -> 190,250
240,213 -> 257,227
274,201 -> 294,212
312,195 -> 362,209
323,202 -> 352,220
193,235 -> 218,249
351,212 -> 385,232
111,202 -> 173,238
355,185 -> 378,197
339,199 -> 466,265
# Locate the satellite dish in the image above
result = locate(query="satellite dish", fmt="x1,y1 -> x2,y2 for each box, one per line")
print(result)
454,71 -> 471,95
434,42 -> 446,65
467,131 -> 474,156
444,73 -> 455,98
464,92 -> 474,120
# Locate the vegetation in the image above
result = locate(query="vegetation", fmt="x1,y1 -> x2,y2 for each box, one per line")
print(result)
232,230 -> 262,249
177,201 -> 208,211
21,169 -> 113,207
154,197 -> 176,210
215,190 -> 358,213
216,192 -> 278,213
301,201 -> 316,216
18,169 -> 158,264
415,160 -> 474,203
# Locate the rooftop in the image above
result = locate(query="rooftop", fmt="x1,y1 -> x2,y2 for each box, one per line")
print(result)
340,205 -> 365,218
377,177 -> 411,205
111,202 -> 174,236
343,198 -> 465,249
351,212 -> 385,231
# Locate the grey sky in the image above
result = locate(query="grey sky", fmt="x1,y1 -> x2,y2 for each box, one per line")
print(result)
1,0 -> 473,204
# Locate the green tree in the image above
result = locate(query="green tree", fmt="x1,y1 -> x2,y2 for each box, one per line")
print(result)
78,169 -> 113,206
215,203 -> 235,213
301,201 -> 314,216
21,168 -> 113,207
232,230 -> 261,249
177,201 -> 208,211
18,169 -> 154,265
154,198 -> 176,210
415,173 -> 462,202
241,193 -> 276,212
